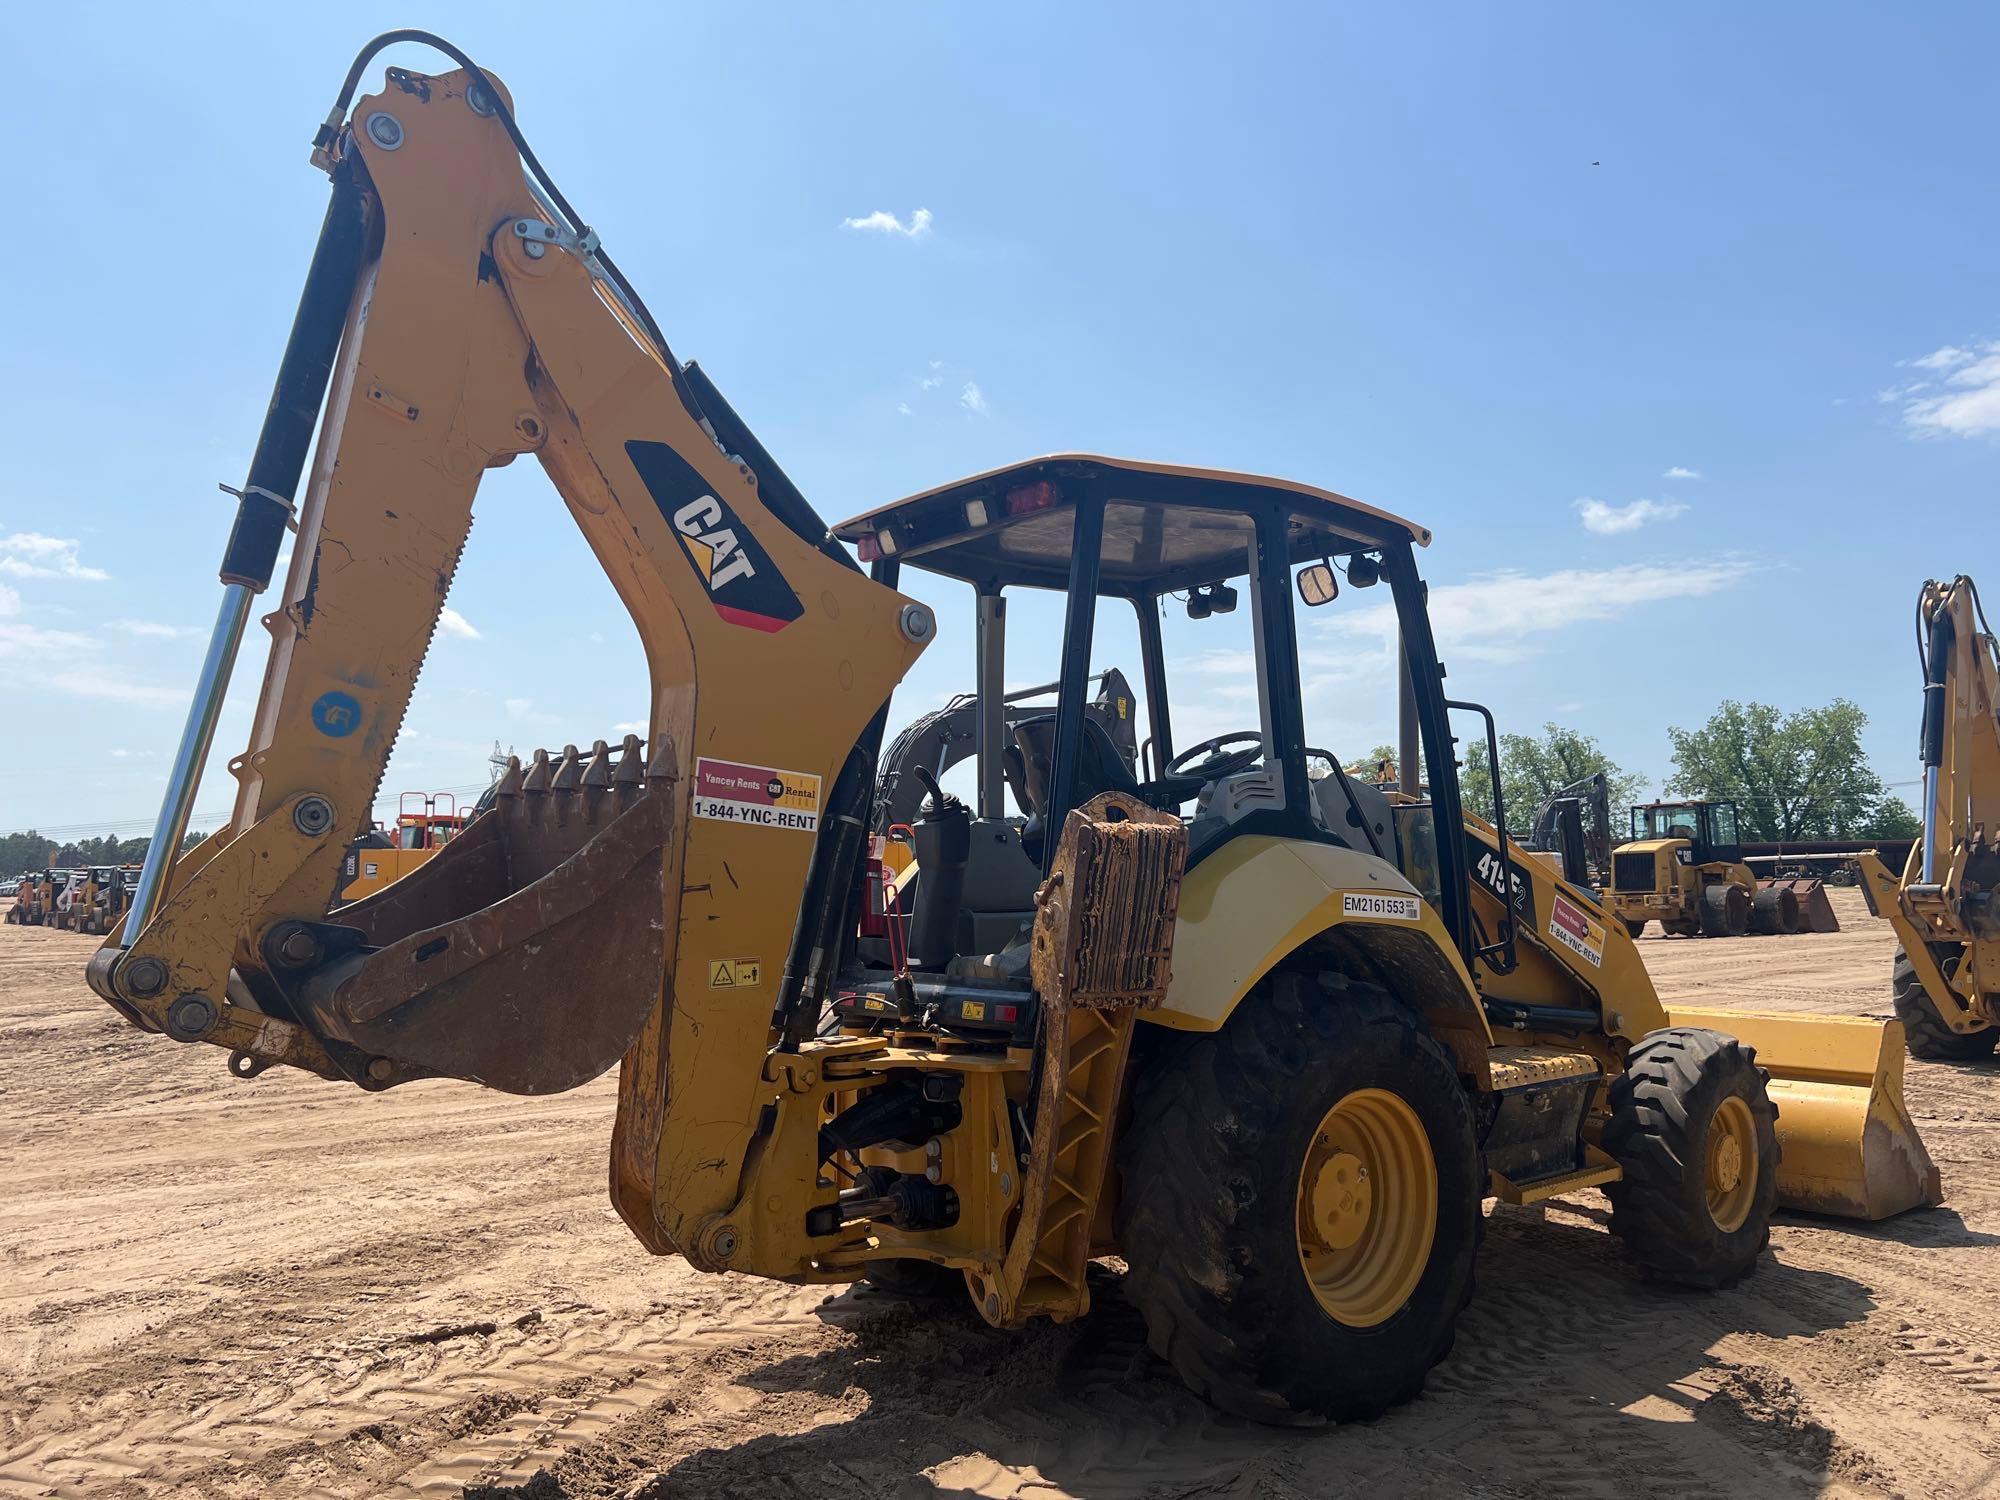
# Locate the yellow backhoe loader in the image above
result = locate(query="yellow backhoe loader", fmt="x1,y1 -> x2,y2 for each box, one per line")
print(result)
1605,800 -> 1832,938
1860,575 -> 2000,1061
6,868 -> 66,926
87,34 -> 1941,1425
335,791 -> 470,901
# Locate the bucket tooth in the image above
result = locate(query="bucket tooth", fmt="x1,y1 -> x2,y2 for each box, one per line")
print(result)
493,755 -> 524,799
648,735 -> 680,784
522,748 -> 553,794
613,733 -> 645,786
581,739 -> 614,788
551,744 -> 584,792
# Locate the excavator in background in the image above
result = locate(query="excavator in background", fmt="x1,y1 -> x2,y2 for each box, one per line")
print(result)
87,34 -> 1942,1426
1861,575 -> 2000,1061
1605,800 -> 1837,938
1519,772 -> 1613,890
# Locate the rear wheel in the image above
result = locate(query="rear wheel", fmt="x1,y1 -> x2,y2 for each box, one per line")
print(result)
1699,883 -> 1750,938
1604,1027 -> 1777,1288
1892,948 -> 1998,1062
1117,973 -> 1480,1424
1664,918 -> 1700,938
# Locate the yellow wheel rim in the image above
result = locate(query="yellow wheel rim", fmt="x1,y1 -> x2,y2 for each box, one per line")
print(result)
1706,1095 -> 1758,1233
1296,1087 -> 1437,1327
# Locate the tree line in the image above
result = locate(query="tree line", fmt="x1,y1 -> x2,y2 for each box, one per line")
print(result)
0,830 -> 208,880
1353,696 -> 1919,842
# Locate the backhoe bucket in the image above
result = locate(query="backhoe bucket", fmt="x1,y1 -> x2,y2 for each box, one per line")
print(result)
1668,1006 -> 1940,1219
1759,877 -> 1840,933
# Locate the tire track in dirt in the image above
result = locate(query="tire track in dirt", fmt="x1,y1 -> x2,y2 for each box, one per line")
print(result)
8,890 -> 2000,1496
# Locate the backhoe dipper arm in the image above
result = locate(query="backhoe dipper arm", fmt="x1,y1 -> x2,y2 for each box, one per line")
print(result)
1863,575 -> 2000,1029
88,56 -> 930,1258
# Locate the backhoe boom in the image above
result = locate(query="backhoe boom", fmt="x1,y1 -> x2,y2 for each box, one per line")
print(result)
89,56 -> 929,1268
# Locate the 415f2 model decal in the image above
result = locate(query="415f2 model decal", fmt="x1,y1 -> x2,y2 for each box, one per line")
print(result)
626,440 -> 805,633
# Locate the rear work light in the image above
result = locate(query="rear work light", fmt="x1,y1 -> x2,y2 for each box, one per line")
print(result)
856,528 -> 900,562
1005,480 -> 1059,515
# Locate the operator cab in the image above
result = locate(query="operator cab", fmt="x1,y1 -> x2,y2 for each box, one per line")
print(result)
835,455 -> 1488,1004
1630,800 -> 1742,866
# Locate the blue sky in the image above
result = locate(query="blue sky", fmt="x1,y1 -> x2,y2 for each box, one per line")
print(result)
3,3 -> 1996,838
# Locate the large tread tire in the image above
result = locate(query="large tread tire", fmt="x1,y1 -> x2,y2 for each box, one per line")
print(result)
1117,972 -> 1481,1425
1621,918 -> 1648,939
1698,882 -> 1750,938
1892,948 -> 1998,1062
1604,1027 -> 1778,1288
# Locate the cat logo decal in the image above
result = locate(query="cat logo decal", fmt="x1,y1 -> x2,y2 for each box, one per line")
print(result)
626,440 -> 804,633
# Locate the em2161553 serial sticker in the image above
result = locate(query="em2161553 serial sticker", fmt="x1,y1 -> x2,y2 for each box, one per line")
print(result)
692,758 -> 822,833
1342,891 -> 1422,922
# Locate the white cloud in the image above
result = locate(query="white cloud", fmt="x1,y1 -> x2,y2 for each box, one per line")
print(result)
960,381 -> 989,417
1300,557 -> 1761,682
109,748 -> 154,759
0,583 -> 19,617
437,607 -> 481,640
841,208 -> 933,238
504,696 -> 535,718
0,621 -> 94,657
28,668 -> 184,707
0,532 -> 107,581
612,719 -> 648,736
1575,496 -> 1689,535
897,402 -> 913,417
110,619 -> 199,639
1897,340 -> 2000,438
1908,345 -> 1975,373
1662,466 -> 1701,480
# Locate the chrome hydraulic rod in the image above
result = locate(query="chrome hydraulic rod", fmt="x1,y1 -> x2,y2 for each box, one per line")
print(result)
123,585 -> 255,937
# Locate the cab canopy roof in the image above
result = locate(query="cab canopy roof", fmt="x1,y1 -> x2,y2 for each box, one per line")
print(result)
832,454 -> 1430,595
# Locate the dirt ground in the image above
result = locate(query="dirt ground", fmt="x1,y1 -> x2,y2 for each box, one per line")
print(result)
4,888 -> 1999,1499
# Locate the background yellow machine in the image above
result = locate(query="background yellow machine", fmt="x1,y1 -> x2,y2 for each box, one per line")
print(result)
335,791 -> 470,901
1606,800 -> 1830,938
86,33 -> 1941,1426
1861,574 -> 2000,1060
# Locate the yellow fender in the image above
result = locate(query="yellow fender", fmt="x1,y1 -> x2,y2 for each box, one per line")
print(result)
1151,837 -> 1495,1078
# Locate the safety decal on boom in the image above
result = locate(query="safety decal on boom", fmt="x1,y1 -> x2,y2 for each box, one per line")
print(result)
625,440 -> 804,633
1342,891 -> 1422,922
1549,893 -> 1605,968
692,758 -> 822,833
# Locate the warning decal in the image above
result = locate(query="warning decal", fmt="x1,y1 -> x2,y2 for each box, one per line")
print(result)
692,758 -> 822,833
707,957 -> 764,989
1342,891 -> 1422,922
1549,893 -> 1605,968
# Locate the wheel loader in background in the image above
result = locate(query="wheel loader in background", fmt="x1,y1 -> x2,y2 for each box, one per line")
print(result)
1860,575 -> 2000,1061
86,33 -> 1940,1426
1605,800 -> 1837,938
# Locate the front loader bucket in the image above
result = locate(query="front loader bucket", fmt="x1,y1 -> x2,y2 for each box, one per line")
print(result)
1759,877 -> 1840,933
1668,1006 -> 1940,1219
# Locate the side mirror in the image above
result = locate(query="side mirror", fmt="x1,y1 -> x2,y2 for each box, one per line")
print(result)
1297,563 -> 1339,607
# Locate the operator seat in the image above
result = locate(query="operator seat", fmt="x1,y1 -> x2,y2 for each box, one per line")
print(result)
1002,714 -> 1143,865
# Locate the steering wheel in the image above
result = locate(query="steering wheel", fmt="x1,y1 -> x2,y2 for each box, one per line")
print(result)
1165,732 -> 1265,783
